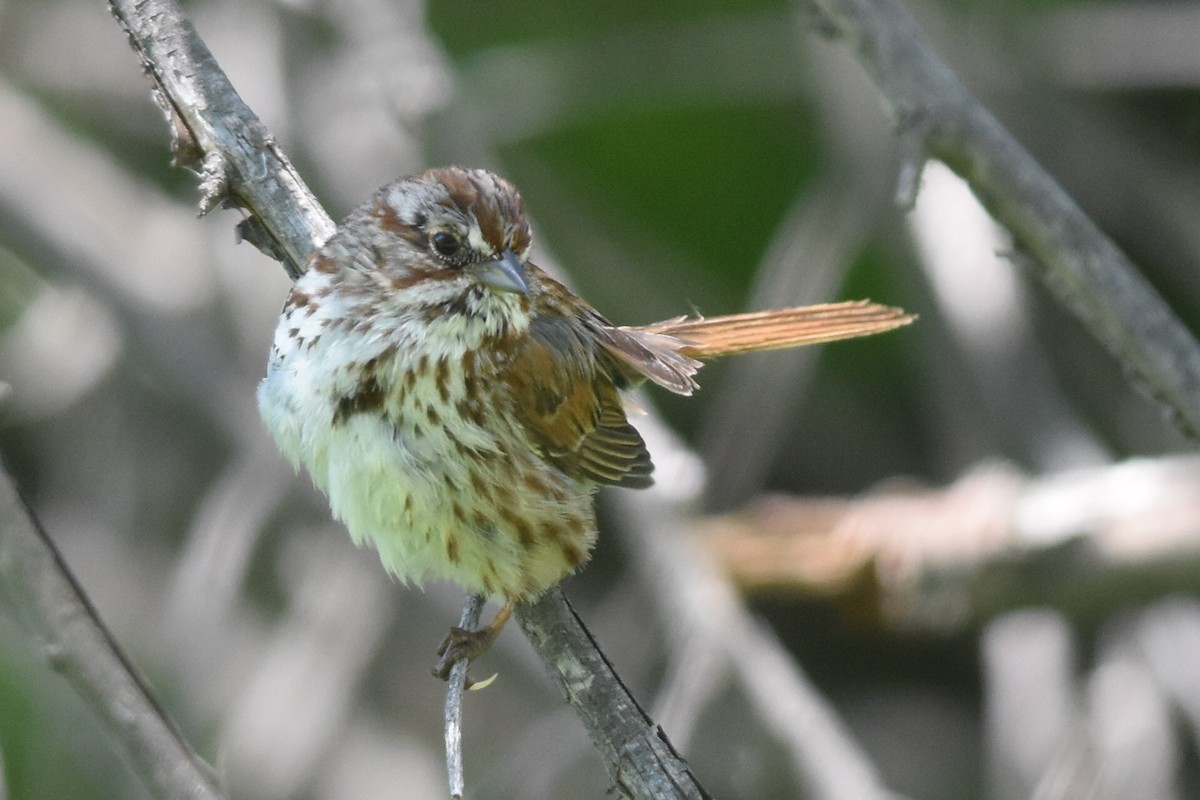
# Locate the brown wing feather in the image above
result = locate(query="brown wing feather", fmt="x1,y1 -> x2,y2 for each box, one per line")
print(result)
506,315 -> 654,488
594,325 -> 701,396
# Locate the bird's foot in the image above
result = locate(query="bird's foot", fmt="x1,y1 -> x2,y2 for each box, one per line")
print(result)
433,626 -> 497,682
432,601 -> 515,684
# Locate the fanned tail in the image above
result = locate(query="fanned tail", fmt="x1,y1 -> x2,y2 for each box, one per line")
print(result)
600,300 -> 915,396
634,300 -> 916,359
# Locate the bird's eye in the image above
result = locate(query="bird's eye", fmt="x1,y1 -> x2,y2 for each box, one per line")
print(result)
431,231 -> 464,260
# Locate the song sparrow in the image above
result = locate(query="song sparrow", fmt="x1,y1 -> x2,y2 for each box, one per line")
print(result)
257,166 -> 913,674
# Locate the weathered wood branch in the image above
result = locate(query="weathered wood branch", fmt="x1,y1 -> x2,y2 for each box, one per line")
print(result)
517,590 -> 712,800
108,0 -> 333,276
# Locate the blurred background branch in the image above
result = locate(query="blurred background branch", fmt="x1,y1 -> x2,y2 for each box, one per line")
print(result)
704,455 -> 1200,629
0,466 -> 226,800
802,0 -> 1200,439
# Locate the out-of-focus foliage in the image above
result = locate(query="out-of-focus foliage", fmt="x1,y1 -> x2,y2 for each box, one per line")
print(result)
1,0 -> 1199,798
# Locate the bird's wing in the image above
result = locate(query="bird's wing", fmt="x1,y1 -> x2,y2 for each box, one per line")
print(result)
505,315 -> 654,488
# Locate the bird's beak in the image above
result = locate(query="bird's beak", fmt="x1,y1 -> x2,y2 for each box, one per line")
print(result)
473,250 -> 530,296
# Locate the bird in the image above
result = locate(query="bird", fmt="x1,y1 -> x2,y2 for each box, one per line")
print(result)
257,166 -> 914,675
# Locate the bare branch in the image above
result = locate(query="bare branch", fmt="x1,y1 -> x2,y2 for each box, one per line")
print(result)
800,0 -> 1200,438
107,0 -> 334,276
517,590 -> 712,800
0,466 -> 227,800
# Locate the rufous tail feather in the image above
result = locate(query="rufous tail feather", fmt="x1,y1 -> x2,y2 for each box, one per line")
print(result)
635,300 -> 916,359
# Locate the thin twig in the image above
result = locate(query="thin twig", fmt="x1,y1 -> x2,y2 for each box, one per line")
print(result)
517,590 -> 712,800
799,0 -> 1200,438
0,466 -> 227,800
444,593 -> 485,799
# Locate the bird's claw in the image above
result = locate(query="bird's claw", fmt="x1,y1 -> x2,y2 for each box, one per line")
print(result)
433,625 -> 497,683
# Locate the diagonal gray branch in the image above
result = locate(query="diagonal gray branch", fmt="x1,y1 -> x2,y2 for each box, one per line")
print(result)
108,0 -> 334,277
800,0 -> 1200,438
517,591 -> 712,800
0,466 -> 227,800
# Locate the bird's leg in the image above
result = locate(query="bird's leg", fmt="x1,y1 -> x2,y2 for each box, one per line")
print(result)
433,599 -> 515,681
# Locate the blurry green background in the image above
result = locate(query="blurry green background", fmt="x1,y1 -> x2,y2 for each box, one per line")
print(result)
1,0 -> 1199,798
